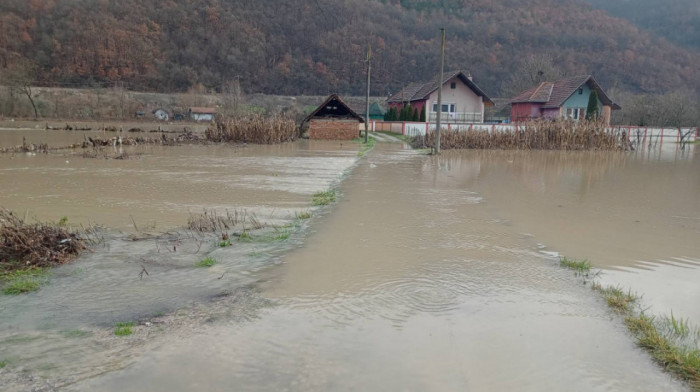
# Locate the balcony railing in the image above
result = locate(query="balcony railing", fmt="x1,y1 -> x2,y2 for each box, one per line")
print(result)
428,112 -> 483,123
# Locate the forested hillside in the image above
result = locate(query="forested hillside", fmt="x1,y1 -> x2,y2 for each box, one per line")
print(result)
583,0 -> 700,51
0,0 -> 698,97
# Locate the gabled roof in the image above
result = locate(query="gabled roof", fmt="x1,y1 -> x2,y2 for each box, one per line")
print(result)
510,75 -> 621,110
304,94 -> 364,123
387,70 -> 494,106
368,102 -> 385,116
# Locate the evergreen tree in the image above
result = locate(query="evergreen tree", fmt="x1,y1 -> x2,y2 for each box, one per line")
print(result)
384,107 -> 393,121
419,106 -> 426,122
400,104 -> 412,121
586,90 -> 599,120
412,107 -> 419,122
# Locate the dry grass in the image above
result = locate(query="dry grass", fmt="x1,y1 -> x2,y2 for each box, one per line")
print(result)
0,209 -> 88,271
187,209 -> 264,233
413,119 -> 622,150
206,114 -> 298,144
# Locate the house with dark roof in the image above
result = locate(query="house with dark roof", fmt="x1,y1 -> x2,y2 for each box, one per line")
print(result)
509,75 -> 621,125
387,70 -> 494,123
303,94 -> 364,140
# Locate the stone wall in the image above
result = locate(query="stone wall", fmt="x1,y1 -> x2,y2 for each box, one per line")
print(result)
309,119 -> 359,140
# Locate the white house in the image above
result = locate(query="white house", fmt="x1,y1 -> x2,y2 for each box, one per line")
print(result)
387,70 -> 494,123
189,107 -> 217,122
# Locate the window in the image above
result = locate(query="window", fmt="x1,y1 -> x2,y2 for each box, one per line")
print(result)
565,108 -> 584,120
577,88 -> 583,95
432,103 -> 456,113
450,82 -> 456,89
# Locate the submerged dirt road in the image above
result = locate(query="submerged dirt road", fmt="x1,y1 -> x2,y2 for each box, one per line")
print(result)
74,143 -> 689,391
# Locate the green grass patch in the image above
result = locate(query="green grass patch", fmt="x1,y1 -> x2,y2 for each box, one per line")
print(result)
218,239 -> 232,247
114,322 -> 134,336
273,228 -> 291,241
562,251 -> 700,389
196,257 -> 217,268
57,216 -> 68,226
295,210 -> 312,220
0,360 -> 6,368
238,230 -> 252,242
312,190 -> 336,206
357,137 -> 377,157
589,281 -> 700,389
625,313 -> 700,388
592,283 -> 638,313
2,267 -> 50,295
559,257 -> 591,276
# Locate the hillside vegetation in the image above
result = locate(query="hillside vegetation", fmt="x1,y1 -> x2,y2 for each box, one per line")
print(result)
583,0 -> 700,51
0,0 -> 699,98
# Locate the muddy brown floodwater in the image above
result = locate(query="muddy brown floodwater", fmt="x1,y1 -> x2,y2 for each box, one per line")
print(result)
71,142 -> 696,391
0,141 -> 358,231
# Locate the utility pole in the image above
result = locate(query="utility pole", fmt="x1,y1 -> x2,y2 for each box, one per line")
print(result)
364,44 -> 371,144
435,28 -> 445,154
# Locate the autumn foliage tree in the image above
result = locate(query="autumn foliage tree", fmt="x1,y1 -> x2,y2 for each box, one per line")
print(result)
0,0 -> 699,99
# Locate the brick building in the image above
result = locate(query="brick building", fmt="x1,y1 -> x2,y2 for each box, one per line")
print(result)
304,95 -> 364,140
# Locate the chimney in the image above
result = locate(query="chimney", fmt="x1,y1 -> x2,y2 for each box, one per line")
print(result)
467,73 -> 473,81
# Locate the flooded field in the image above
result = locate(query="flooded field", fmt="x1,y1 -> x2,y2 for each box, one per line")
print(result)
0,141 -> 358,231
1,130 -> 698,391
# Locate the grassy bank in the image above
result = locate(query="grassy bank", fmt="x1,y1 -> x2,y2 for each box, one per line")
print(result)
355,136 -> 377,157
560,257 -> 700,389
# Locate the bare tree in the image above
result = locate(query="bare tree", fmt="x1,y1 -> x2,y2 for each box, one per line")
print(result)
2,61 -> 40,119
221,78 -> 243,116
659,90 -> 698,147
501,54 -> 563,98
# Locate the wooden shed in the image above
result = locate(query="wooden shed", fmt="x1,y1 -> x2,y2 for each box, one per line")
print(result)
304,95 -> 364,140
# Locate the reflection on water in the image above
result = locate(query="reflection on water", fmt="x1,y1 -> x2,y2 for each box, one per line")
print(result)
456,149 -> 700,326
77,144 -> 689,391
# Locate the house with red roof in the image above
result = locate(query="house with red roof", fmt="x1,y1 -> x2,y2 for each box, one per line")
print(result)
509,75 -> 620,125
387,70 -> 493,123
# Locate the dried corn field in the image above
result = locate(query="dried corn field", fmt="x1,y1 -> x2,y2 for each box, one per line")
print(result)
413,120 -> 623,151
206,114 -> 298,144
